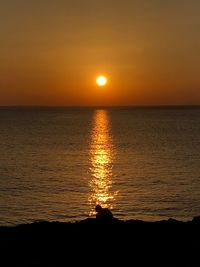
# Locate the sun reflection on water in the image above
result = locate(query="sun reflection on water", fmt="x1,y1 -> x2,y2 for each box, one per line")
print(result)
89,110 -> 117,216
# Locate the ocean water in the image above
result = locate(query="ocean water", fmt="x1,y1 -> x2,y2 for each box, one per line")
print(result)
0,107 -> 200,226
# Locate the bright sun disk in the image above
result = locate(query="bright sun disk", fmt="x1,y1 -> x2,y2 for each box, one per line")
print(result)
96,76 -> 107,87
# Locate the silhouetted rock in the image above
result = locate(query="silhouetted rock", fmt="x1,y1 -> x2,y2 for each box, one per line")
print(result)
192,216 -> 200,223
0,216 -> 200,266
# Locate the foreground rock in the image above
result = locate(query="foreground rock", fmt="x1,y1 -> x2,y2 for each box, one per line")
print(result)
1,217 -> 200,266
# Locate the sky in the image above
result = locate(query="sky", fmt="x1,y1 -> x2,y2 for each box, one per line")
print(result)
0,0 -> 200,106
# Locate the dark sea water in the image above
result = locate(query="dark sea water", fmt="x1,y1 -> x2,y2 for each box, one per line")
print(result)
0,107 -> 200,226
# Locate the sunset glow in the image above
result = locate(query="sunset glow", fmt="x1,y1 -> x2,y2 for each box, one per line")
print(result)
0,1 -> 200,106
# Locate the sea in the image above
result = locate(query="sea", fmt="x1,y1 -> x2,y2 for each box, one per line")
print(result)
0,106 -> 200,226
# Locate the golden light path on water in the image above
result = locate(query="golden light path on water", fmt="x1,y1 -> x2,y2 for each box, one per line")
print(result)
89,110 -> 117,216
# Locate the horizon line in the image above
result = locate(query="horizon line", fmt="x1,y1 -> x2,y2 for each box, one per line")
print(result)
0,104 -> 200,109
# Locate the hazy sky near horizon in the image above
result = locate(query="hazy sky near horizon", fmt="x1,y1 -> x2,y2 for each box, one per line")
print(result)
0,0 -> 200,106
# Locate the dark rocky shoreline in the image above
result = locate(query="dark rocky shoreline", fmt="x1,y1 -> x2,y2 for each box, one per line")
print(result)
1,217 -> 200,266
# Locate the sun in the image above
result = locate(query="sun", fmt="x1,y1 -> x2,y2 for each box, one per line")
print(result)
96,76 -> 107,87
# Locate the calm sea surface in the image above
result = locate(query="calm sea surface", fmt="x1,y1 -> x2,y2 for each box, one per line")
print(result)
0,107 -> 200,225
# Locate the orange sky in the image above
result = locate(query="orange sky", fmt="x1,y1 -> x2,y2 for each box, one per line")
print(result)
0,0 -> 200,106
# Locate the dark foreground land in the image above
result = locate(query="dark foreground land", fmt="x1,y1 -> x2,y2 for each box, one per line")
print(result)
1,217 -> 200,266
